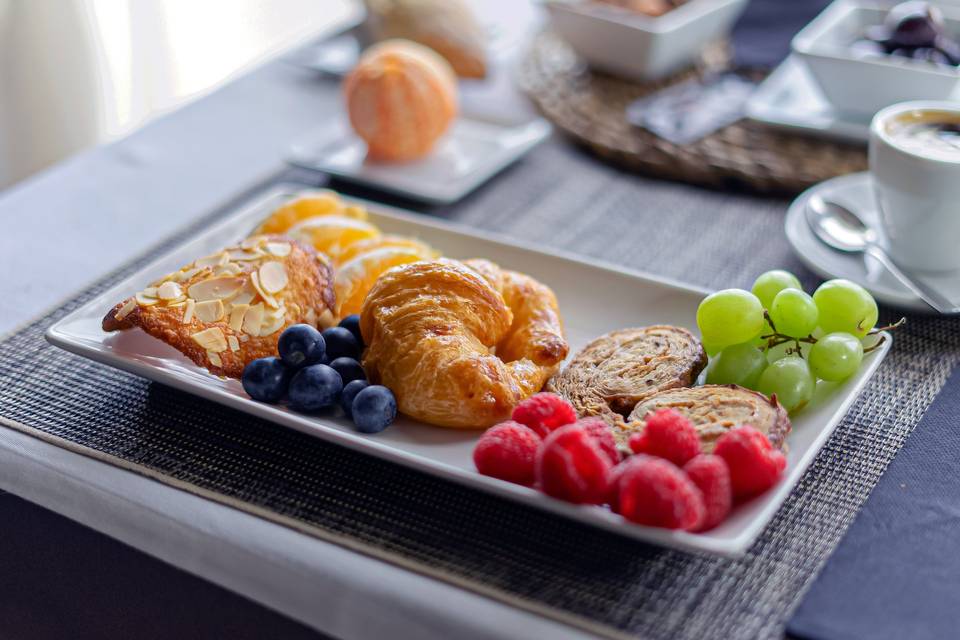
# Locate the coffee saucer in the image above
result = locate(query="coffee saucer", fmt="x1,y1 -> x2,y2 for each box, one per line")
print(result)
786,171 -> 960,313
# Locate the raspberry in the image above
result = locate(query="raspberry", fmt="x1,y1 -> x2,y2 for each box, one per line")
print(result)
473,421 -> 542,486
512,392 -> 577,438
713,425 -> 786,499
628,408 -> 701,467
614,456 -> 705,530
577,417 -> 621,465
683,455 -> 732,531
536,424 -> 613,504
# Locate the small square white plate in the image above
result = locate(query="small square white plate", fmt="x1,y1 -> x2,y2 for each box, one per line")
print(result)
287,117 -> 551,204
746,55 -> 873,143
45,185 -> 890,556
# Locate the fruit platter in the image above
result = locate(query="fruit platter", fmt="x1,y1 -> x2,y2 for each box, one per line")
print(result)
46,185 -> 892,555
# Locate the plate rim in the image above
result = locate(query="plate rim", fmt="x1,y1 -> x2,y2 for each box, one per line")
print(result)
44,183 -> 891,556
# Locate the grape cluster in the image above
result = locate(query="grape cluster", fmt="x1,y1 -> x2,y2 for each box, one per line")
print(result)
697,271 -> 900,414
853,1 -> 960,67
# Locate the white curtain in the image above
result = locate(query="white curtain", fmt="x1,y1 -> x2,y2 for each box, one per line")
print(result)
0,0 -> 360,188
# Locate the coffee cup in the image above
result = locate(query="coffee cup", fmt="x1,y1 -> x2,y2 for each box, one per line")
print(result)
869,100 -> 960,272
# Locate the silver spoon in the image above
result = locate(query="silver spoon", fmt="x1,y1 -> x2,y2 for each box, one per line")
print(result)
805,195 -> 958,314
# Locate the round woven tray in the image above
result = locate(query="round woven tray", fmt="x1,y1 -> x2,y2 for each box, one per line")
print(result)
518,32 -> 868,194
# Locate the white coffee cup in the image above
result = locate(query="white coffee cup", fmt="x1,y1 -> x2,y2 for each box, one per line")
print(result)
869,100 -> 960,273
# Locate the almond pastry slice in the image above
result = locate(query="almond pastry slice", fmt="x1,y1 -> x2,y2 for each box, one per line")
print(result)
102,235 -> 335,378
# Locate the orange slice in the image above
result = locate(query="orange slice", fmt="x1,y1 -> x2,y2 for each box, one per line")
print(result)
254,190 -> 368,235
335,235 -> 438,265
287,215 -> 381,260
335,247 -> 434,317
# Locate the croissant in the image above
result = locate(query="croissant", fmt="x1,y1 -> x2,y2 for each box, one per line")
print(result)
360,259 -> 568,428
103,235 -> 335,378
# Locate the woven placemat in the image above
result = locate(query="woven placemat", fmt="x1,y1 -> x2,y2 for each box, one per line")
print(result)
3,152 -> 958,639
518,32 -> 867,194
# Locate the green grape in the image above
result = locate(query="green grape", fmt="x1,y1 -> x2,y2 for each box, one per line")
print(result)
703,341 -> 723,357
753,319 -> 775,349
765,340 -> 799,364
757,356 -> 815,414
769,289 -> 818,338
696,289 -> 765,349
808,332 -> 863,382
706,343 -> 767,389
751,270 -> 803,309
812,279 -> 878,338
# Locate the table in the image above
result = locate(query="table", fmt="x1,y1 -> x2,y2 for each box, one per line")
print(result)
0,1 -> 840,638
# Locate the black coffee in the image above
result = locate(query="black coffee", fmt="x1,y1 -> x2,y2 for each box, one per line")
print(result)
888,110 -> 960,159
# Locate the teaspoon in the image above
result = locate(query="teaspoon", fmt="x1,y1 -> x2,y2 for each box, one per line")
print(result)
805,194 -> 958,314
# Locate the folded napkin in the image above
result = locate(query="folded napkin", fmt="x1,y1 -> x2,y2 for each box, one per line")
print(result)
788,364 -> 960,640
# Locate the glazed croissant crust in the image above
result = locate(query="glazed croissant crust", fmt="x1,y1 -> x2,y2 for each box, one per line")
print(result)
360,259 -> 568,428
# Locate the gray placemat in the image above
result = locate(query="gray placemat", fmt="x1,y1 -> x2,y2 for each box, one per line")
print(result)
3,144 -> 958,640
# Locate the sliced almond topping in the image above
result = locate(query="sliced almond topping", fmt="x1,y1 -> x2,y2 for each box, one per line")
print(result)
265,241 -> 291,257
229,281 -> 256,306
142,286 -> 159,299
157,281 -> 183,300
176,267 -> 203,282
194,299 -> 225,323
187,276 -> 244,302
227,335 -> 240,352
228,249 -> 264,261
135,292 -> 159,306
305,307 -> 317,327
182,299 -> 196,323
249,271 -> 279,309
207,351 -> 223,367
194,252 -> 228,269
228,303 -> 248,332
259,310 -> 286,337
191,327 -> 227,352
242,303 -> 264,336
258,261 -> 288,294
240,237 -> 263,250
115,298 -> 137,321
239,334 -> 250,343
214,262 -> 243,277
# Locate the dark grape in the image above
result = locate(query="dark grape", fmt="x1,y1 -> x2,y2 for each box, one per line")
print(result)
885,1 -> 944,48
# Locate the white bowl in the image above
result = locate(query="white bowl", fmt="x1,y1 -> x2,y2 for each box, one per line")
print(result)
543,0 -> 749,81
792,0 -> 960,115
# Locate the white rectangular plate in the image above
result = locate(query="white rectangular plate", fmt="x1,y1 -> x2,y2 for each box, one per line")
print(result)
286,117 -> 551,204
46,185 -> 890,556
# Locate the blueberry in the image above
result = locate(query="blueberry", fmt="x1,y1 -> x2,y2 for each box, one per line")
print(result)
278,324 -> 325,368
241,357 -> 289,403
338,314 -> 364,348
288,364 -> 342,412
329,357 -> 366,385
352,385 -> 397,433
321,326 -> 360,361
340,379 -> 370,418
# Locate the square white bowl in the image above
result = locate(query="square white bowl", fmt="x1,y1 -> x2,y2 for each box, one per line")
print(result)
792,0 -> 960,115
543,0 -> 749,81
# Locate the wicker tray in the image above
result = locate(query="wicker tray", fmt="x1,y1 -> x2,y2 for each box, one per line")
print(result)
518,32 -> 867,194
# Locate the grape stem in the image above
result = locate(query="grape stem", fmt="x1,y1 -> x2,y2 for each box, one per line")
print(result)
757,313 -> 906,355
870,318 -> 907,334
